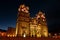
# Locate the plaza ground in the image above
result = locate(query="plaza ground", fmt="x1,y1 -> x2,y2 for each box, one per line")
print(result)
0,37 -> 60,40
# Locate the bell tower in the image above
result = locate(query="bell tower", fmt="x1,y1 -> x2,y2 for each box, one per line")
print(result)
16,4 -> 30,37
36,11 -> 48,37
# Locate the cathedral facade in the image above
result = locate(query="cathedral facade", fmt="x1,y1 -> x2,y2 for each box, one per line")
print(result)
16,4 -> 48,37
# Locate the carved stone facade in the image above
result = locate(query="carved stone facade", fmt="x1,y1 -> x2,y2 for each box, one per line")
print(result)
16,4 -> 48,37
16,4 -> 30,37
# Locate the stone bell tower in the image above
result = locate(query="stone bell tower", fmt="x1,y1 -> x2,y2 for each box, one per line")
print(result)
16,4 -> 30,37
36,11 -> 48,37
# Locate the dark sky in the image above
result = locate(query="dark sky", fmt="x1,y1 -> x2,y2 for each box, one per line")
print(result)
0,0 -> 60,33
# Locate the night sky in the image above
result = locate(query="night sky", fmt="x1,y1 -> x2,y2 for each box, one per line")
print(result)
0,0 -> 60,33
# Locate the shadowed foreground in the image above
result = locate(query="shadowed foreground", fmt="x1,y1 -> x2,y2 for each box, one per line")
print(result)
0,37 -> 60,40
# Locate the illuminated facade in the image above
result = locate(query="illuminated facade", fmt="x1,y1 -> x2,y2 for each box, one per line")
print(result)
0,30 -> 6,36
16,4 -> 30,37
16,4 -> 48,37
7,27 -> 16,37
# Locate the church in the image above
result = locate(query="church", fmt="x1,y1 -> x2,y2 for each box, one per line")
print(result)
16,4 -> 48,37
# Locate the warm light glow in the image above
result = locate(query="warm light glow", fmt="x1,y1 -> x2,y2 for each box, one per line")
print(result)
1,33 -> 4,36
13,35 -> 15,37
26,6 -> 29,10
25,10 -> 29,13
7,35 -> 9,37
21,7 -> 29,13
37,15 -> 40,19
49,33 -> 51,36
16,23 -> 18,36
37,34 -> 41,37
10,35 -> 12,37
18,8 -> 20,11
21,5 -> 25,8
7,34 -> 16,37
19,4 -> 29,13
23,34 -> 26,37
41,15 -> 45,19
43,19 -> 45,21
44,33 -> 48,37
54,33 -> 57,36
